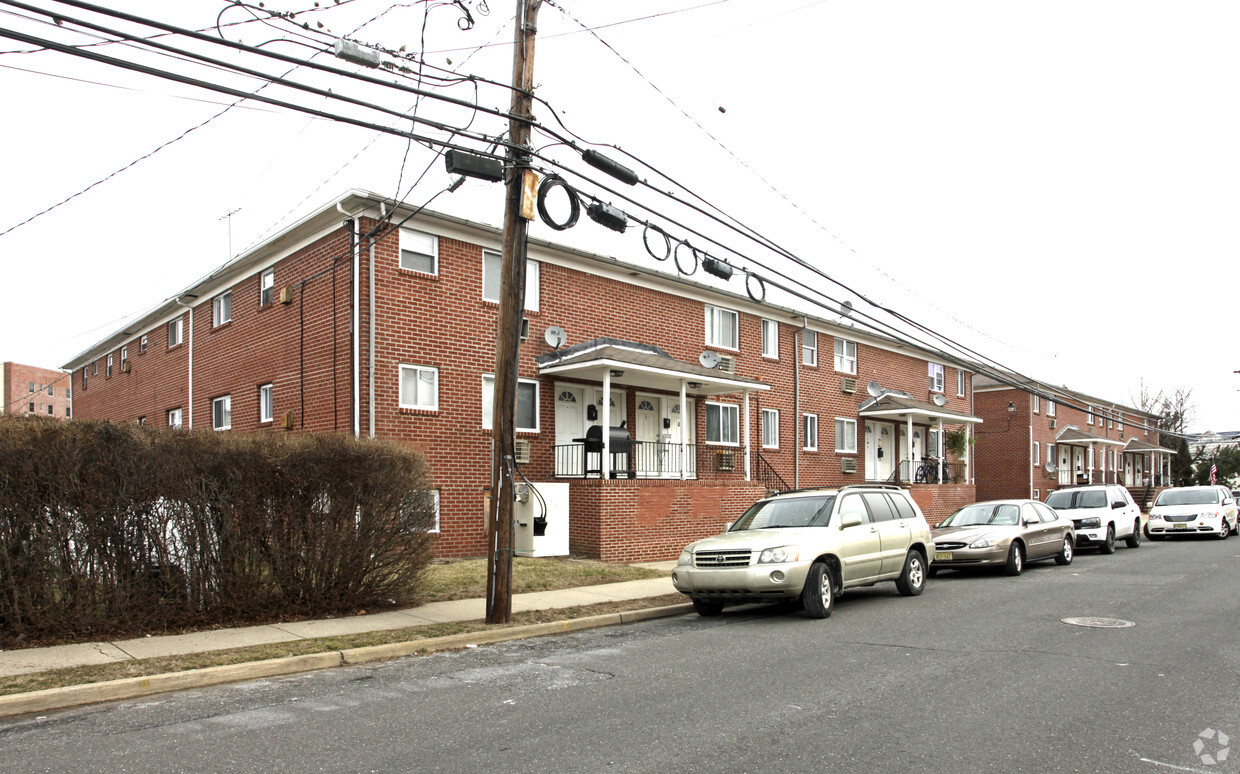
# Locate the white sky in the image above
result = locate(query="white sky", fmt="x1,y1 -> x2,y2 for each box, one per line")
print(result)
1,0 -> 1236,431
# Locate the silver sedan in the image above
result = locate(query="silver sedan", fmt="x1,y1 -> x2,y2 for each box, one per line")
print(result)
930,499 -> 1075,576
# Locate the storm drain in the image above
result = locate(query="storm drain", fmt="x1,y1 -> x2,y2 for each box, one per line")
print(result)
1060,616 -> 1135,629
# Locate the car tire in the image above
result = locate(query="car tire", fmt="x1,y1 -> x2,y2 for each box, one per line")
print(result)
895,552 -> 927,596
1099,524 -> 1116,554
1217,520 -> 1231,540
1004,542 -> 1024,576
800,562 -> 834,619
1054,536 -> 1074,565
692,598 -> 724,617
1125,518 -> 1141,548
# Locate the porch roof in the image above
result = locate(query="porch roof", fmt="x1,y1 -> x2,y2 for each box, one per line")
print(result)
857,393 -> 982,425
1123,439 -> 1176,455
535,338 -> 770,397
1056,427 -> 1125,447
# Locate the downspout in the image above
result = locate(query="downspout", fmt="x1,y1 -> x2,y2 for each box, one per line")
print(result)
368,203 -> 385,438
338,203 -> 362,437
794,317 -> 806,488
175,297 -> 194,428
1029,392 -> 1034,497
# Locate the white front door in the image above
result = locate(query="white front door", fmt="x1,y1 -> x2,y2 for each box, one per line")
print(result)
865,422 -> 894,481
635,396 -> 662,475
1124,455 -> 1133,486
669,397 -> 696,477
899,428 -> 922,479
554,385 -> 585,476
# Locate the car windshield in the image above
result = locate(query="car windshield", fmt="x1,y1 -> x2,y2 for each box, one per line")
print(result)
940,503 -> 1021,527
1045,489 -> 1107,509
1155,489 -> 1221,506
730,495 -> 835,530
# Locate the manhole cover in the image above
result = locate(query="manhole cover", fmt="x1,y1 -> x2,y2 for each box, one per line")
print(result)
1061,616 -> 1135,629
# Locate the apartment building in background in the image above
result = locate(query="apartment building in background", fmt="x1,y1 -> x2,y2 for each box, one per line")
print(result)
2,361 -> 71,419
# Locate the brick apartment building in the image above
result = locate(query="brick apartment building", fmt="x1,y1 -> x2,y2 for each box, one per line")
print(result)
2,362 -> 71,419
65,190 -> 981,561
973,376 -> 1174,509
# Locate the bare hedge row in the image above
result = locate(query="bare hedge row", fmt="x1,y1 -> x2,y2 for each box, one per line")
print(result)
0,416 -> 436,647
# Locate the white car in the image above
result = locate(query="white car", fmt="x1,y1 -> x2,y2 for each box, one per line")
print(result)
1146,486 -> 1238,540
1044,485 -> 1141,553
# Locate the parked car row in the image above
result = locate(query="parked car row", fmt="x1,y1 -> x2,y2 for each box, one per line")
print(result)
671,482 -> 1234,619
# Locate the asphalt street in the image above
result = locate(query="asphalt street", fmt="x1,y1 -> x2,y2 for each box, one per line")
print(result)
4,535 -> 1239,774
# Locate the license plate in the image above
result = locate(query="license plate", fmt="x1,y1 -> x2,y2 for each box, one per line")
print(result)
934,552 -> 953,562
1173,523 -> 1188,530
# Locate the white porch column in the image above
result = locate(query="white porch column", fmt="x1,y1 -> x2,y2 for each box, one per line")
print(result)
679,382 -> 688,481
965,422 -> 971,485
906,415 -> 914,483
1088,446 -> 1095,483
601,371 -> 612,479
938,419 -> 945,483
743,393 -> 752,482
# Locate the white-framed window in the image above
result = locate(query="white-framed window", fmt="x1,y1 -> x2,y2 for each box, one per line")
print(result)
259,383 -> 274,423
120,346 -> 128,364
1047,444 -> 1056,466
1117,412 -> 1123,432
1047,400 -> 1056,417
212,395 -> 231,431
400,228 -> 438,274
1144,420 -> 1149,436
704,305 -> 738,350
213,290 -> 232,327
482,250 -> 540,311
1087,405 -> 1095,425
928,363 -> 944,393
835,417 -> 857,453
802,414 -> 818,451
260,268 -> 275,306
1033,442 -> 1040,466
426,489 -> 441,534
1034,488 -> 1041,500
481,375 -> 540,432
399,365 -> 439,410
762,408 -> 779,448
1108,449 -> 1114,469
761,319 -> 779,359
167,407 -> 182,429
705,401 -> 739,445
168,317 -> 183,347
140,334 -> 148,353
802,330 -> 818,366
106,353 -> 113,376
833,338 -> 857,374
957,369 -> 965,397
1032,394 -> 1040,413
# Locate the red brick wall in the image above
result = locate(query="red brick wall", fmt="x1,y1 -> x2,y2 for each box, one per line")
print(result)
3,362 -> 71,419
69,212 -> 979,561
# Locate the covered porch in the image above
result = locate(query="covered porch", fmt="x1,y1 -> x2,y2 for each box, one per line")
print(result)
537,339 -> 770,482
1053,428 -> 1124,486
858,392 -> 983,485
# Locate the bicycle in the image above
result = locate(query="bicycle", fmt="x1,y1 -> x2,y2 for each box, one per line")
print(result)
914,458 -> 942,484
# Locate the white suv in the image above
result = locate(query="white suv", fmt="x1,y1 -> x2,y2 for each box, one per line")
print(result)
671,485 -> 933,619
1044,485 -> 1141,553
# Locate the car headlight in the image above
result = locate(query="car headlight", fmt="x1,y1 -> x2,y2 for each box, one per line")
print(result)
678,549 -> 693,566
1148,512 -> 1162,521
757,545 -> 799,564
968,536 -> 999,549
1077,517 -> 1101,529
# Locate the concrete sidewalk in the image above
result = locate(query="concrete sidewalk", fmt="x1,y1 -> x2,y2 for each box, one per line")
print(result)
0,563 -> 679,679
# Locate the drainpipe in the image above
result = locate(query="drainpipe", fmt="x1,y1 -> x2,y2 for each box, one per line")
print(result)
367,203 -> 385,438
794,319 -> 805,488
175,296 -> 194,428
337,203 -> 362,437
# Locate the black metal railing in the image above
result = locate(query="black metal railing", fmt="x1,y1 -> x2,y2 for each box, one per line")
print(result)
895,458 -> 960,484
755,451 -> 792,493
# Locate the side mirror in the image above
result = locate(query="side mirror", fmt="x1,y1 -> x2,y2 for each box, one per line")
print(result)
1024,517 -> 1040,525
1112,501 -> 1125,509
841,514 -> 863,529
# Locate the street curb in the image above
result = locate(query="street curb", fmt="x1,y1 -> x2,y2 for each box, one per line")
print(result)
0,602 -> 693,719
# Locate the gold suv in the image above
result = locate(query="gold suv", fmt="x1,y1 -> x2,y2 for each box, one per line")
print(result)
672,484 -> 933,619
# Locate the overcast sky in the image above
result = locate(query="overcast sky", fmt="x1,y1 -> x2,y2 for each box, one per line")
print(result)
1,0 -> 1236,432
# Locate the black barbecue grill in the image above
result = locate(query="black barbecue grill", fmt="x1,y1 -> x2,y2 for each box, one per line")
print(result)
573,424 -> 634,479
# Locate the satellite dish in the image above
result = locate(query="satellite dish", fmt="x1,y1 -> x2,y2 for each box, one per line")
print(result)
866,381 -> 883,398
932,394 -> 949,407
544,325 -> 567,348
699,351 -> 720,369
1046,461 -> 1057,473
840,300 -> 854,317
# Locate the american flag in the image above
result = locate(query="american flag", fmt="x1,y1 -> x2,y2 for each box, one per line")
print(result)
1210,461 -> 1218,485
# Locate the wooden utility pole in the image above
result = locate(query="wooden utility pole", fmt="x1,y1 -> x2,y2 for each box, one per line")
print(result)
486,0 -> 542,624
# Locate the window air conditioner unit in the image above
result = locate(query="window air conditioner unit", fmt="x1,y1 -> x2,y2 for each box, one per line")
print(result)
716,355 -> 735,374
1049,419 -> 1057,429
120,361 -> 131,374
841,377 -> 857,394
841,457 -> 857,474
514,439 -> 531,464
520,318 -> 530,342
716,451 -> 735,471
281,410 -> 295,430
279,286 -> 293,304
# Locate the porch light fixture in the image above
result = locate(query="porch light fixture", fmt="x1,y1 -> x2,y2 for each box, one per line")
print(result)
609,369 -> 624,377
687,382 -> 703,390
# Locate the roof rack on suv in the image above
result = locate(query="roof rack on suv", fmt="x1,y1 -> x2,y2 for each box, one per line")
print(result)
839,483 -> 907,491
